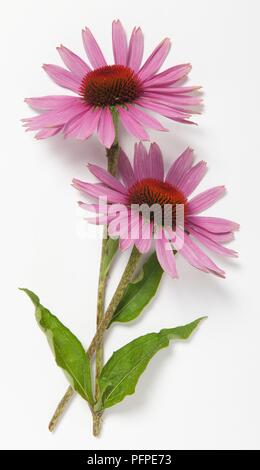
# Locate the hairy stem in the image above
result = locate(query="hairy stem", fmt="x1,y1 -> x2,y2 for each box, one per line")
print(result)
93,118 -> 120,435
48,246 -> 141,432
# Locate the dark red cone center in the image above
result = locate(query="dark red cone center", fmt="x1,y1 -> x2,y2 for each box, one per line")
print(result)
80,65 -> 143,107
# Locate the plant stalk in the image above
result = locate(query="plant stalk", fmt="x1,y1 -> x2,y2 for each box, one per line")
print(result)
48,246 -> 141,433
93,109 -> 119,436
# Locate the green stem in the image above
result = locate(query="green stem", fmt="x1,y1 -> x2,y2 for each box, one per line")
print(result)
48,246 -> 142,433
93,110 -> 119,436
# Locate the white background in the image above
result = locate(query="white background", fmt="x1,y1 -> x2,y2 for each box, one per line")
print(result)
1,0 -> 259,450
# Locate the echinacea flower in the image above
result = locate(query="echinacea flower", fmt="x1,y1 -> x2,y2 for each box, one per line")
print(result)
73,143 -> 239,278
23,20 -> 201,148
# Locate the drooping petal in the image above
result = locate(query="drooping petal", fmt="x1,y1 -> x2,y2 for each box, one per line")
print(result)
118,149 -> 136,188
85,214 -> 113,225
155,227 -> 178,278
35,126 -> 62,139
188,227 -> 238,258
72,179 -> 128,203
165,147 -> 194,186
126,105 -> 167,131
134,142 -> 148,180
135,219 -> 152,253
143,90 -> 202,107
23,102 -> 88,130
177,161 -> 207,197
82,27 -> 107,69
57,45 -> 91,77
25,95 -> 79,110
187,216 -> 240,234
108,211 -> 131,240
64,107 -> 101,140
88,164 -> 127,194
112,20 -> 128,65
127,27 -> 144,72
177,230 -> 226,277
129,211 -> 142,241
120,237 -> 134,252
78,202 -> 108,214
186,222 -> 235,244
136,98 -> 194,123
146,85 -> 201,95
174,228 -> 208,273
42,64 -> 81,93
148,142 -> 164,179
138,38 -> 171,82
143,64 -> 192,87
117,107 -> 149,140
97,108 -> 115,148
188,186 -> 226,214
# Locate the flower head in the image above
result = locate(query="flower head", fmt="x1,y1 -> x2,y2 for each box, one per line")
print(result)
73,143 -> 239,278
23,20 -> 201,148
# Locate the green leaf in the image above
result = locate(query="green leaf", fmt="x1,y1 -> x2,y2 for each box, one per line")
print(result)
102,237 -> 119,277
97,317 -> 206,410
20,288 -> 94,405
111,252 -> 163,324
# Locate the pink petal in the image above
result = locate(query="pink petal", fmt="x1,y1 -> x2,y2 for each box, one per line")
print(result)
143,64 -> 192,87
146,85 -> 201,95
188,186 -> 226,214
118,149 -> 136,188
127,27 -> 144,71
108,212 -> 131,240
35,126 -> 62,139
148,142 -> 164,179
82,28 -> 107,69
72,179 -> 128,203
178,231 -> 225,277
136,98 -> 194,122
88,164 -> 127,194
143,91 -> 202,107
178,161 -> 207,197
155,227 -> 178,278
78,202 -> 108,214
134,142 -> 148,180
188,227 -> 238,258
108,211 -> 133,242
117,106 -> 149,140
86,214 -> 113,225
97,108 -> 115,148
186,221 -> 235,244
64,107 -> 101,140
119,237 -> 134,252
138,38 -> 171,82
57,45 -> 91,77
187,216 -> 240,234
25,95 -> 79,110
129,211 -> 142,240
165,147 -> 194,186
126,105 -> 167,131
135,219 -> 152,253
174,229 -> 208,273
112,20 -> 128,65
42,64 -> 81,93
23,102 -> 88,130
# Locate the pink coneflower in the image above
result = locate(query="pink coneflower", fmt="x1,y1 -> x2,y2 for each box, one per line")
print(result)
73,143 -> 239,278
23,20 -> 201,148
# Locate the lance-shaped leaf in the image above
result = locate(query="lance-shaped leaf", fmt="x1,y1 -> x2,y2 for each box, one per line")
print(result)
111,252 -> 163,324
97,317 -> 205,410
21,288 -> 94,406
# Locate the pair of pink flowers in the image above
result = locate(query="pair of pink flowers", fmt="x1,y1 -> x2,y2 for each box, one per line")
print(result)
24,20 -> 238,278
